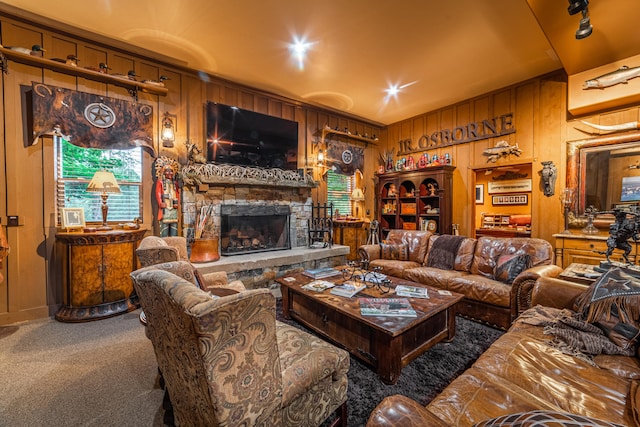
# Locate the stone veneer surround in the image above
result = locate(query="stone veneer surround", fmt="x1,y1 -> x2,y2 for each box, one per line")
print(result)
179,165 -> 348,288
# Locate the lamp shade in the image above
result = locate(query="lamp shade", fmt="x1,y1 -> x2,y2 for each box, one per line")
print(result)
87,171 -> 121,194
350,188 -> 365,201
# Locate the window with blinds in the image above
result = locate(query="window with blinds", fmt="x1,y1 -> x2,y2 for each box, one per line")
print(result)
326,170 -> 353,217
56,138 -> 142,224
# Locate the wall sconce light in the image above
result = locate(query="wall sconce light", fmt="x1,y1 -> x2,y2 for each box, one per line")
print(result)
86,170 -> 121,230
567,0 -> 592,40
161,112 -> 177,147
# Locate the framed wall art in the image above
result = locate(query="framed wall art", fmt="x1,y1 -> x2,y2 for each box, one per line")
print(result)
487,179 -> 532,194
475,184 -> 484,204
492,194 -> 528,206
61,207 -> 86,231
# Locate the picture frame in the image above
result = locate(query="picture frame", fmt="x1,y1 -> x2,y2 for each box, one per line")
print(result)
492,194 -> 528,205
475,184 -> 484,204
61,207 -> 86,230
487,179 -> 532,194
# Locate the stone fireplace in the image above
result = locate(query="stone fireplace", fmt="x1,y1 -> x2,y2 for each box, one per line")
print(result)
220,204 -> 291,255
179,163 -> 349,288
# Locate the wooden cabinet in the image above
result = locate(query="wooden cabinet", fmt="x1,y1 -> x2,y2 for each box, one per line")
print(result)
55,229 -> 147,322
333,220 -> 366,260
553,231 -> 639,268
376,166 -> 455,239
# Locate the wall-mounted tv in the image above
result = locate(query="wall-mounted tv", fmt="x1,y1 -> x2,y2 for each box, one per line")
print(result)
206,102 -> 298,170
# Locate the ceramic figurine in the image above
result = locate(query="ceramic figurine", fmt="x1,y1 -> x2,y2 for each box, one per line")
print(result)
418,153 -> 428,168
387,183 -> 397,197
406,156 -> 416,170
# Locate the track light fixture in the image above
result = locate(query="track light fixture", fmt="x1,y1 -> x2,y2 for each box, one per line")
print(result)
567,0 -> 592,40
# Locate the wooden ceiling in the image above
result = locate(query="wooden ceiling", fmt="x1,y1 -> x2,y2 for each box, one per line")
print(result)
1,0 -> 638,124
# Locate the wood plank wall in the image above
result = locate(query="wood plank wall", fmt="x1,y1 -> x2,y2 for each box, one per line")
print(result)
0,13 -> 382,324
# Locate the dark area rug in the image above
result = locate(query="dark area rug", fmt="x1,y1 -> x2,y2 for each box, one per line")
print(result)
276,299 -> 504,427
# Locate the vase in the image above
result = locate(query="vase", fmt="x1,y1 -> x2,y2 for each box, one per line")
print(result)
190,238 -> 220,263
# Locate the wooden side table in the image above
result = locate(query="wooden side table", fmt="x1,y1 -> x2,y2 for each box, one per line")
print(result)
558,262 -> 602,285
55,228 -> 147,322
333,220 -> 366,260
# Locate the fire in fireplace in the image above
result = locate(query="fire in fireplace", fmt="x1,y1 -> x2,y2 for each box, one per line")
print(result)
220,204 -> 291,256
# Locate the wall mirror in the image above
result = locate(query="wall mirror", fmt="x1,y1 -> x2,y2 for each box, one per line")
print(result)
567,133 -> 640,218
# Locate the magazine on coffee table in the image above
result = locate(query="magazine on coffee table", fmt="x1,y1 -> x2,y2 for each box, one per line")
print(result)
358,298 -> 417,317
330,281 -> 366,298
395,284 -> 429,299
302,267 -> 342,279
301,280 -> 335,292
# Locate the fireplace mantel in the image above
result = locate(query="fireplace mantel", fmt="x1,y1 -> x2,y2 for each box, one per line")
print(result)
181,163 -> 317,188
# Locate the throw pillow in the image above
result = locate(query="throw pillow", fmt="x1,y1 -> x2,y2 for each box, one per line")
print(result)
472,410 -> 625,427
380,242 -> 409,261
493,254 -> 532,284
573,267 -> 640,350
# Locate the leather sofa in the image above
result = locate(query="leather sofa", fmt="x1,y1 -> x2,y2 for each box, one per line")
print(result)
366,275 -> 640,426
358,230 -> 562,329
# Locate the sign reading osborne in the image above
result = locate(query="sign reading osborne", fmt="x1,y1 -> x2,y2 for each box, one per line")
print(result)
397,113 -> 515,155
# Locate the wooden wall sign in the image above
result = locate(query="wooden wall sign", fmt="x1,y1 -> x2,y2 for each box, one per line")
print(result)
30,82 -> 156,156
397,112 -> 515,155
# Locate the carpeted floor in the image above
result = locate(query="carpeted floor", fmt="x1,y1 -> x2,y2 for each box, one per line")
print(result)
0,301 -> 503,427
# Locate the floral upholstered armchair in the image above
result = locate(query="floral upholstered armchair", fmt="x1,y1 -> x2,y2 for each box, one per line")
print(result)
135,235 -> 245,293
131,267 -> 349,426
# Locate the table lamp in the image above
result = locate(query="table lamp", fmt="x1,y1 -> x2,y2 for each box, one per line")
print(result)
350,188 -> 365,219
87,170 -> 121,230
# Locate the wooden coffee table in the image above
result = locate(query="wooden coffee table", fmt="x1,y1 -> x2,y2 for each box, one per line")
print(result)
276,271 -> 463,384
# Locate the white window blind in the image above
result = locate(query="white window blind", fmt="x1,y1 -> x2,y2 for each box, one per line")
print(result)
326,170 -> 353,217
56,138 -> 142,224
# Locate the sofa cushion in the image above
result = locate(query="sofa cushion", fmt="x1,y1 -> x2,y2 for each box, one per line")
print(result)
385,230 -> 432,264
369,259 -> 422,279
403,267 -> 467,291
425,235 -> 477,272
472,410 -> 625,427
574,267 -> 640,351
470,237 -> 552,280
448,274 -> 512,308
380,242 -> 409,261
493,254 -> 533,284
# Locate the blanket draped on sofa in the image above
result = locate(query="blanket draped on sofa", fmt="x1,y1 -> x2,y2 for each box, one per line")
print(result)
426,235 -> 466,270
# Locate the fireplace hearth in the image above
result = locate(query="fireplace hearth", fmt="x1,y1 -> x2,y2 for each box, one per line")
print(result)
220,204 -> 291,256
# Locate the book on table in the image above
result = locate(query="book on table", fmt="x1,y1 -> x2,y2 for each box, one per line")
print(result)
395,284 -> 429,299
330,281 -> 366,298
358,297 -> 417,317
302,267 -> 342,279
301,280 -> 335,292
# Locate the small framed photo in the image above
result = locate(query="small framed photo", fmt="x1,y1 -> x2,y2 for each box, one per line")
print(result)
475,184 -> 484,204
61,207 -> 86,230
492,194 -> 528,205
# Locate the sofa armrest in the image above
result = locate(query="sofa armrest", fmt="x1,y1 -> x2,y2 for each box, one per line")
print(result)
510,264 -> 563,317
358,244 -> 381,262
531,276 -> 589,309
366,395 -> 449,427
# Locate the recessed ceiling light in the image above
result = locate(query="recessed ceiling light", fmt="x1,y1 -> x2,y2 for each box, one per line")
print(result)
384,81 -> 418,103
288,36 -> 314,70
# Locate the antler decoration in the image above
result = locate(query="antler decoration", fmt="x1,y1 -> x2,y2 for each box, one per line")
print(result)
579,120 -> 640,134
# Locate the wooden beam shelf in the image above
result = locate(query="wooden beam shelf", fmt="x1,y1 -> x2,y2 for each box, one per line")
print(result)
321,125 -> 379,146
0,47 -> 168,97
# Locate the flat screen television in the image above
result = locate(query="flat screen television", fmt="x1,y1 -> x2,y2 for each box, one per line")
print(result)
206,102 -> 298,170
